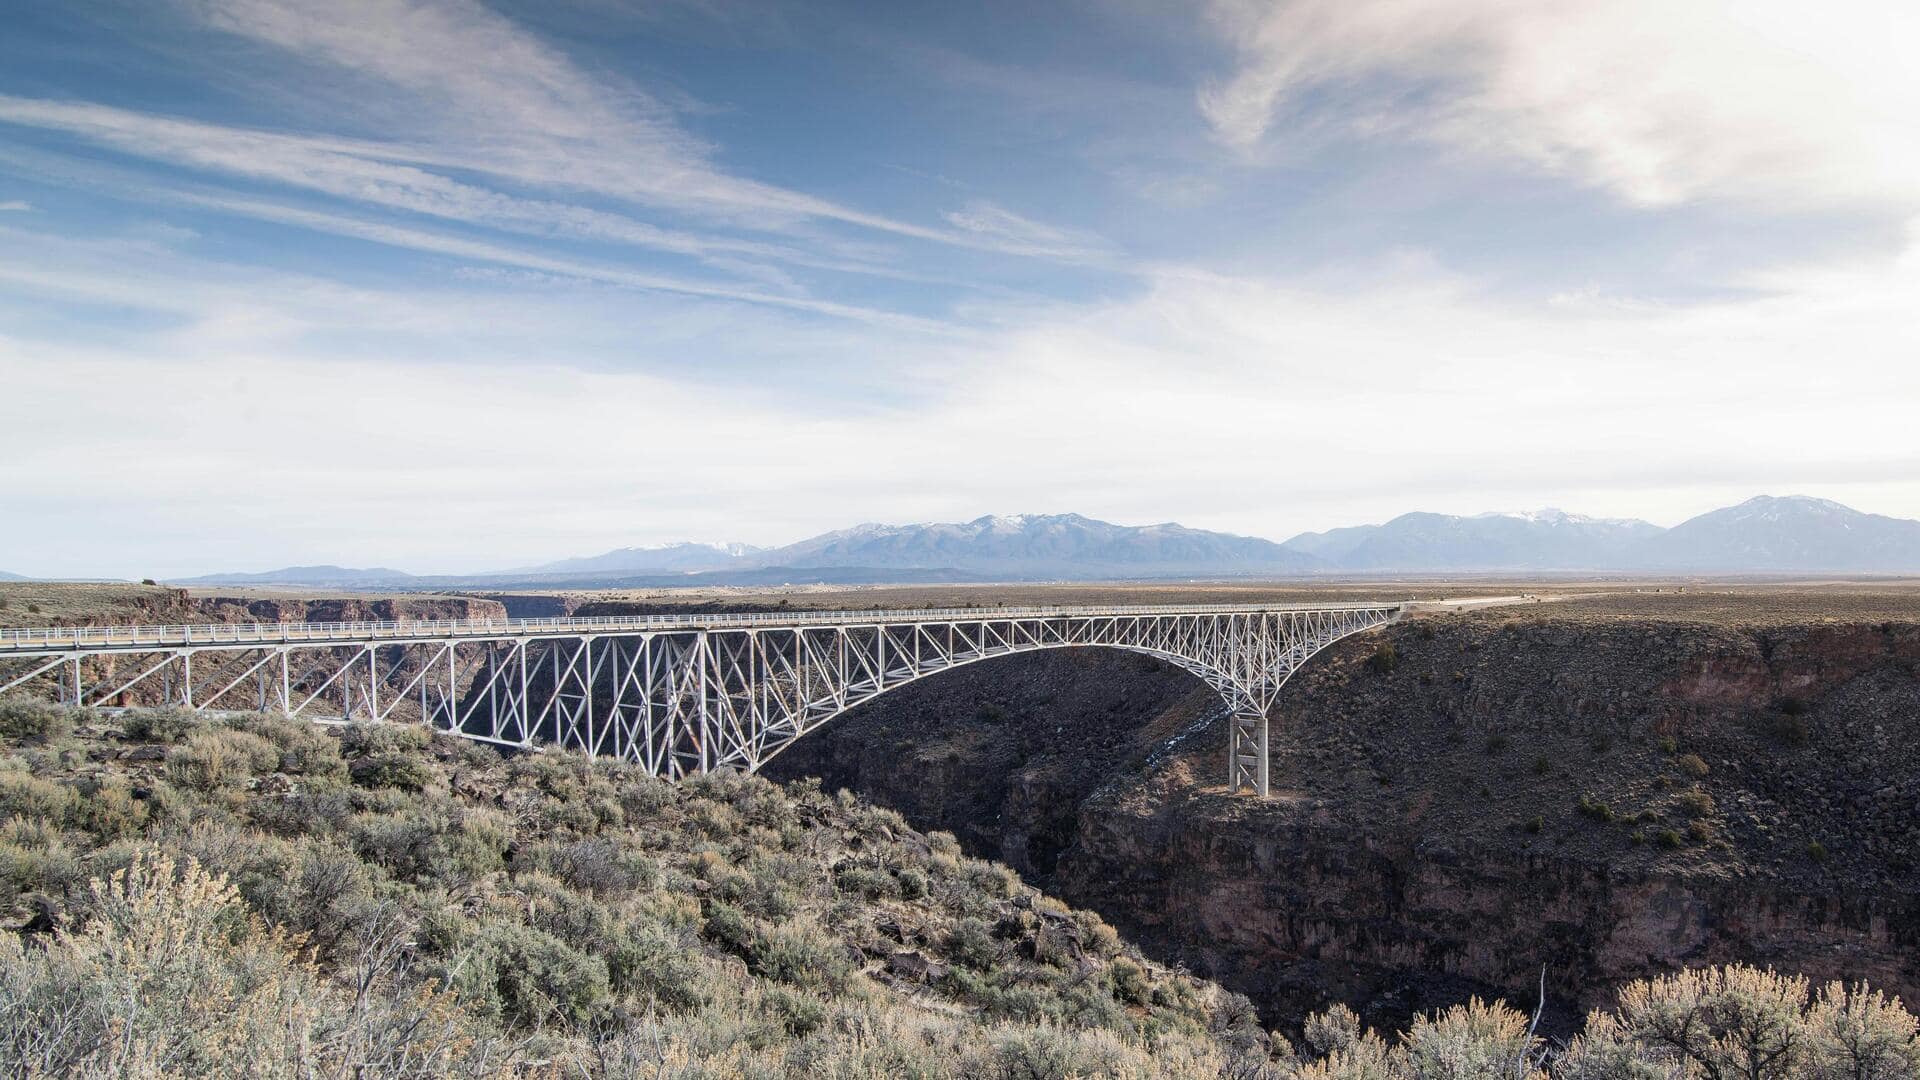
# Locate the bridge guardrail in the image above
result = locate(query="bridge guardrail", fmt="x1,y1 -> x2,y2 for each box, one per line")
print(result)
0,600 -> 1406,653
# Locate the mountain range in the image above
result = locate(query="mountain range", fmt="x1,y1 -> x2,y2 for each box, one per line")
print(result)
158,496 -> 1920,587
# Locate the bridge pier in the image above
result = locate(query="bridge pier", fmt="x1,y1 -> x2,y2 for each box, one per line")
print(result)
1229,708 -> 1269,797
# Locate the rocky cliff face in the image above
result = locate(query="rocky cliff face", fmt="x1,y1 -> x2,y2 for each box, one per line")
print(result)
190,594 -> 507,623
763,597 -> 1920,1032
0,584 -> 506,628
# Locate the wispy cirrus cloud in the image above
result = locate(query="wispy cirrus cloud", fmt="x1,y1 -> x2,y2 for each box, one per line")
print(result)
940,200 -> 1112,263
184,0 -> 1097,257
1199,0 -> 1920,211
0,200 -> 29,211
0,95 -> 906,280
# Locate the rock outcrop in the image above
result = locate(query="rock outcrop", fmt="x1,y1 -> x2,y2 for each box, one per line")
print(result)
764,595 -> 1920,1031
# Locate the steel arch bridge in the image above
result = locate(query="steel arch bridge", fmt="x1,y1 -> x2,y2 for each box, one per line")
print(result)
0,601 -> 1403,796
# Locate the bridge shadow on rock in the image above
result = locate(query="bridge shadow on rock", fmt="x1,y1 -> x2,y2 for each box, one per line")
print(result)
758,646 -> 1216,883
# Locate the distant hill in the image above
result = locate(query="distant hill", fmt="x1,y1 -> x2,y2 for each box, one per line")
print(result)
0,571 -> 29,582
1632,495 -> 1920,572
157,497 -> 1920,588
1285,496 -> 1920,573
757,513 -> 1322,578
514,542 -> 763,576
175,565 -> 419,587
1284,509 -> 1663,571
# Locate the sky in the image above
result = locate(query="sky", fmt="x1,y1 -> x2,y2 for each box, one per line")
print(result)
2,0 -> 1917,578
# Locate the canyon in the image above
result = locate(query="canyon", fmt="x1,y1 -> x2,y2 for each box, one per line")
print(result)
763,588 -> 1920,1033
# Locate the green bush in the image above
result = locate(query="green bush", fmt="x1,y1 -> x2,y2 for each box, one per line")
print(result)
0,697 -> 75,744
1365,641 -> 1398,675
1676,752 -> 1711,778
166,728 -> 280,792
337,722 -> 431,759
72,777 -> 147,840
451,921 -> 611,1027
223,713 -> 346,778
1678,789 -> 1716,818
613,924 -> 711,1010
749,918 -> 852,992
1109,956 -> 1152,1006
122,708 -> 199,743
349,751 -> 436,792
835,862 -> 898,900
946,917 -> 1001,969
0,769 -> 79,826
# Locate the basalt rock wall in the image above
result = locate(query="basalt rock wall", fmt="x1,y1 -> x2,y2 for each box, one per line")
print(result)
763,605 -> 1920,1029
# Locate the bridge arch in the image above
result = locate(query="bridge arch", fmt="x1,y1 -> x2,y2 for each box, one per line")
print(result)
747,640 -> 1253,775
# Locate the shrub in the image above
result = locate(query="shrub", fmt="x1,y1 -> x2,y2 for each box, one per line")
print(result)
614,924 -> 711,1011
451,921 -> 611,1028
836,862 -> 898,900
703,900 -> 754,956
224,713 -> 346,778
350,751 -> 437,792
896,866 -> 930,900
0,697 -> 74,743
1402,998 -> 1543,1077
762,983 -> 830,1037
518,837 -> 646,896
1109,956 -> 1152,1006
1656,828 -> 1684,850
945,917 -> 1002,969
1577,795 -> 1614,823
166,728 -> 279,792
0,770 -> 78,825
1678,789 -> 1716,818
1676,753 -> 1710,778
1303,1003 -> 1363,1056
749,918 -> 853,992
337,722 -> 431,759
1807,840 -> 1830,862
1484,733 -> 1511,755
121,707 -> 199,743
1365,641 -> 1398,675
72,776 -> 147,840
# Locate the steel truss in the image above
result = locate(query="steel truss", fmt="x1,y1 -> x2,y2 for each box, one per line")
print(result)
0,602 -> 1401,796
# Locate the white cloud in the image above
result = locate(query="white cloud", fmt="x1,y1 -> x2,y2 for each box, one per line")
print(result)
0,200 -> 29,211
1199,0 -> 1920,210
173,0 -> 1090,257
3,213 -> 1917,577
940,200 -> 1110,262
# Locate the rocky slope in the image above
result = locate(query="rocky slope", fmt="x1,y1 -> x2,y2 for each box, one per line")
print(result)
765,591 -> 1920,1033
0,700 -> 1273,1077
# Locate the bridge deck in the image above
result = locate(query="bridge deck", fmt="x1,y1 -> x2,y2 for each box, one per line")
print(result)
0,600 -> 1408,655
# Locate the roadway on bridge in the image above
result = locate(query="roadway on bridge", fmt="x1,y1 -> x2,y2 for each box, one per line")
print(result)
0,593 -> 1570,656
